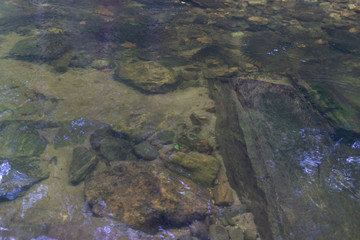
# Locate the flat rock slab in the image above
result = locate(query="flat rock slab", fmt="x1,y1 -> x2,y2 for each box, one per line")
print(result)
85,161 -> 215,230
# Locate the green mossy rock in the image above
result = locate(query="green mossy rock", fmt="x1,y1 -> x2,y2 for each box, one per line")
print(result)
309,84 -> 359,132
0,157 -> 49,201
114,61 -> 179,93
69,147 -> 99,185
0,122 -> 48,158
166,151 -> 220,187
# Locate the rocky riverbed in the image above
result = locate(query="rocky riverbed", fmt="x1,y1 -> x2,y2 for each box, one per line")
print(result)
0,0 -> 359,239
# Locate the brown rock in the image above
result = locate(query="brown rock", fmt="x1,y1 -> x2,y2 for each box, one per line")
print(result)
232,212 -> 260,239
247,16 -> 269,25
212,184 -> 235,205
85,161 -> 216,230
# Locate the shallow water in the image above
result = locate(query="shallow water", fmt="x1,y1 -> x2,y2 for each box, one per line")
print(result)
0,0 -> 359,239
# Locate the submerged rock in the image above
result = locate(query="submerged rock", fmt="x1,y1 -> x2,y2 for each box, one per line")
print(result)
85,161 -> 215,230
114,61 -> 179,93
0,158 -> 49,201
54,118 -> 103,148
209,224 -> 229,240
134,141 -> 158,161
90,128 -> 137,161
100,135 -> 136,162
165,151 -> 220,187
190,0 -> 226,8
69,147 -> 99,185
0,121 -> 51,201
0,121 -> 48,158
9,33 -> 70,61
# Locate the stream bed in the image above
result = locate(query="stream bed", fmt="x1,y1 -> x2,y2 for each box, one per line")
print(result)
0,0 -> 359,239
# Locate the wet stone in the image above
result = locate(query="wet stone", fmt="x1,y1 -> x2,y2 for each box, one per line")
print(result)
54,118 -> 103,149
209,224 -> 229,240
0,121 -> 48,158
212,184 -> 235,206
227,227 -> 244,240
166,151 -> 220,187
134,141 -> 158,161
53,52 -> 74,73
69,147 -> 99,185
91,59 -> 112,70
85,161 -> 215,230
9,33 -> 70,61
232,212 -> 259,239
176,132 -> 213,153
153,130 -> 175,145
100,135 -> 137,162
0,157 -> 49,201
114,61 -> 179,93
189,220 -> 208,239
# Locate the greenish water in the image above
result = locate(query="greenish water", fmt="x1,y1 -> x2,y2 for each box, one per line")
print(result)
0,0 -> 359,239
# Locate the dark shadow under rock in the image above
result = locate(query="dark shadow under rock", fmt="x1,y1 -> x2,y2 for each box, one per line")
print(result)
84,161 -> 216,231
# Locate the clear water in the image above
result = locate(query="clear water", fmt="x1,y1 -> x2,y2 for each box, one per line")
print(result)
0,0 -> 359,239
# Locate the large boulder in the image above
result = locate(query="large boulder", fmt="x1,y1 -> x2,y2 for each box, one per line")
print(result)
85,161 -> 215,230
114,61 -> 179,93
